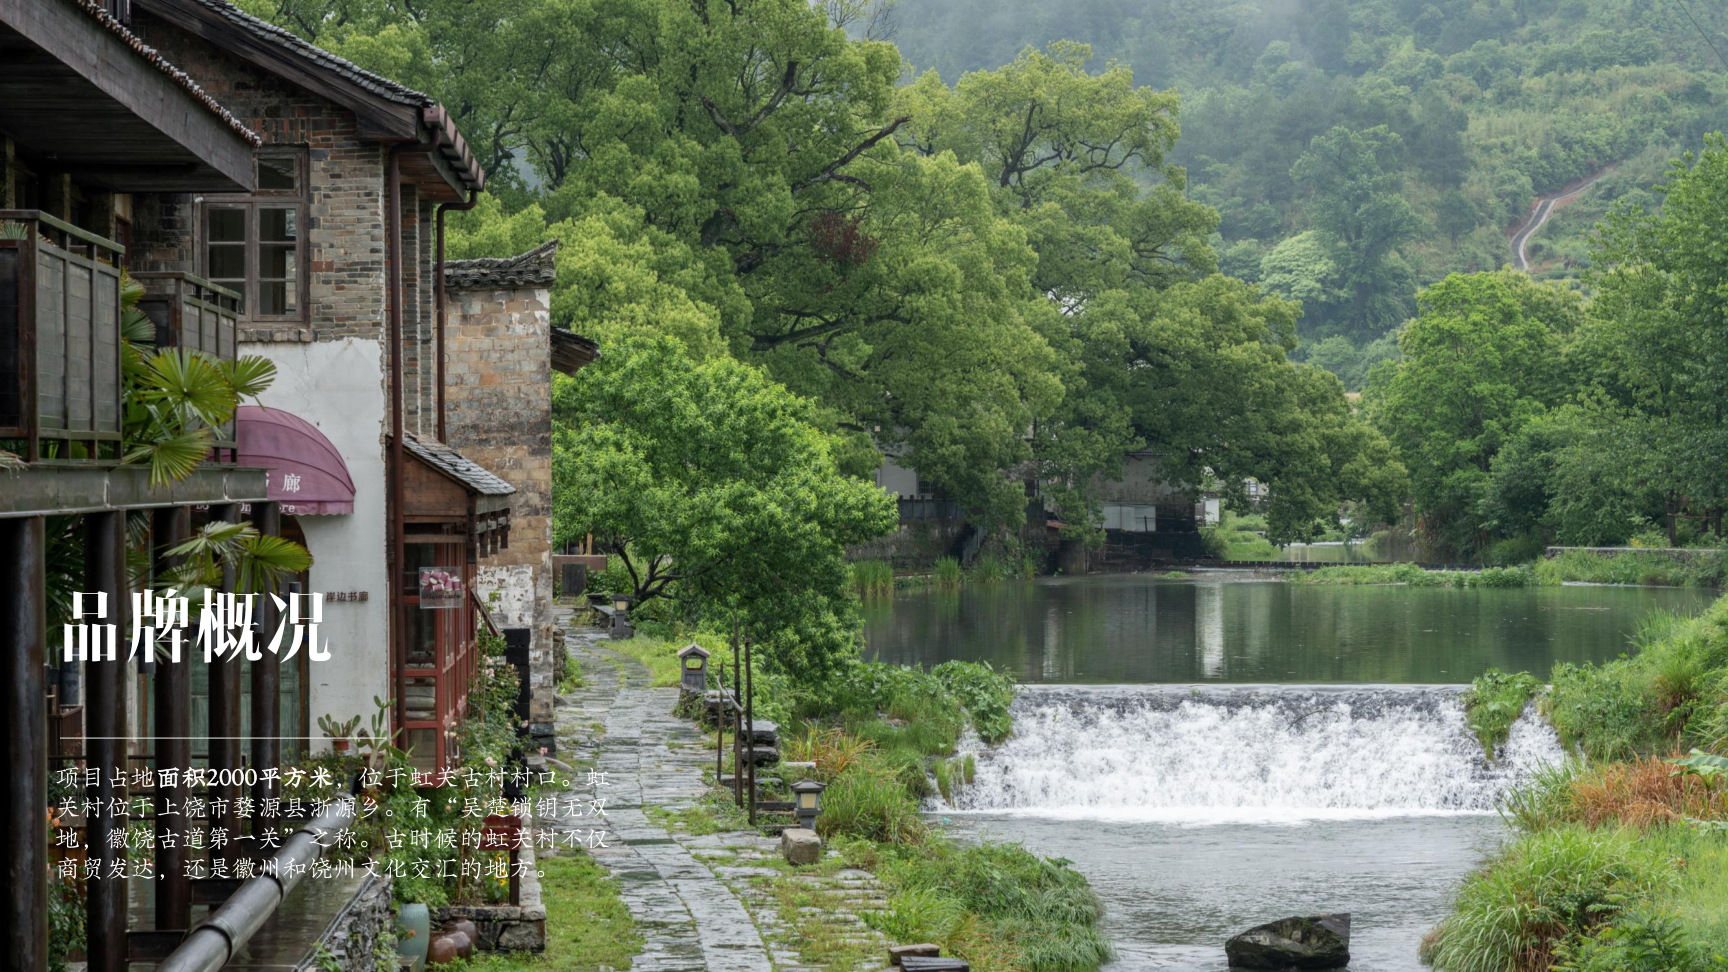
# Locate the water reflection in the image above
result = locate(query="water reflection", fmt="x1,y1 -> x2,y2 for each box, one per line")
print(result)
863,574 -> 1714,684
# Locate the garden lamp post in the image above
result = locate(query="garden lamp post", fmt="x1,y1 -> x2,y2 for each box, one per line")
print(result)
678,642 -> 711,695
791,779 -> 826,831
609,593 -> 634,640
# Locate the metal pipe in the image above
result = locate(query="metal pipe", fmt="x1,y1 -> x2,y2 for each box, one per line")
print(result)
1,516 -> 49,972
83,511 -> 128,972
386,130 -> 440,740
434,192 -> 479,443
153,506 -> 192,930
154,797 -> 357,972
249,501 -> 282,819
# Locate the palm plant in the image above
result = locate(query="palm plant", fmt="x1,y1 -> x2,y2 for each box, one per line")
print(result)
160,519 -> 311,606
41,275 -> 311,628
117,277 -> 279,486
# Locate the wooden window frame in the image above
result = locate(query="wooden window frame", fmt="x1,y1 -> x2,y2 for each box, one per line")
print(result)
199,149 -> 309,324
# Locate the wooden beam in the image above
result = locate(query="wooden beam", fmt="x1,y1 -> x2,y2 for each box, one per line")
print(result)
0,0 -> 255,190
0,463 -> 267,519
83,511 -> 129,972
151,506 -> 192,932
0,516 -> 48,972
135,0 -> 419,139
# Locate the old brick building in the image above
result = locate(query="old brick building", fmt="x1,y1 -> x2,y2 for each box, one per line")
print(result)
443,242 -> 598,753
123,0 -> 519,773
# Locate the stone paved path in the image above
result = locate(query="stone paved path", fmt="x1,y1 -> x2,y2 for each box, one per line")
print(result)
542,618 -> 893,972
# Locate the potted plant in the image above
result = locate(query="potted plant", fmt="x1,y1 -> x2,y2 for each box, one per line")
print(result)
317,713 -> 360,753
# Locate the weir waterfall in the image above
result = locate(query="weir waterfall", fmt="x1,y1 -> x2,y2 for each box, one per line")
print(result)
952,686 -> 1563,824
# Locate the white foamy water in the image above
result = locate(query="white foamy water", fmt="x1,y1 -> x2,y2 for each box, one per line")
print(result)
952,686 -> 1562,825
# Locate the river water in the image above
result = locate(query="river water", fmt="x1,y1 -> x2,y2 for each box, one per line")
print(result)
862,574 -> 1714,970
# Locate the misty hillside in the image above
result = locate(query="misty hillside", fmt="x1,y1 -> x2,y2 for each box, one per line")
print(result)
888,0 -> 1728,384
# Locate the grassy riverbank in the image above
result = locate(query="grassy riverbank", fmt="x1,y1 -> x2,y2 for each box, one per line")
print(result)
1424,596 -> 1728,972
461,854 -> 641,972
1534,549 -> 1728,589
849,552 -> 1038,599
1291,564 -> 1535,587
1290,551 -> 1728,589
651,640 -> 1111,972
784,660 -> 1111,972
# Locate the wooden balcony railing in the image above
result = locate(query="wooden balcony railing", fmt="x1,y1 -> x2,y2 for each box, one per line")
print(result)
0,211 -> 125,462
134,271 -> 243,453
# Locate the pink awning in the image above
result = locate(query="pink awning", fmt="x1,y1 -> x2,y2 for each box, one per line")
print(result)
235,405 -> 356,515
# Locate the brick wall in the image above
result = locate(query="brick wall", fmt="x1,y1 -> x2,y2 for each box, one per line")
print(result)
125,11 -> 440,428
443,281 -> 556,750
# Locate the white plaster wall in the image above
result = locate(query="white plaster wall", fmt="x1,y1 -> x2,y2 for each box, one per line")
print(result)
874,457 -> 920,499
251,337 -> 390,748
476,564 -> 535,630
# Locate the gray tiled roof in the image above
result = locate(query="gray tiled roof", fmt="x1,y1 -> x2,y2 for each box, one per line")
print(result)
401,434 -> 514,496
178,0 -> 435,107
444,241 -> 558,290
72,0 -> 261,145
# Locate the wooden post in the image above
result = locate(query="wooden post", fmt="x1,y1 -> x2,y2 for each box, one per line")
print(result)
83,511 -> 129,972
249,502 -> 281,844
715,659 -> 724,785
1,516 -> 49,972
745,630 -> 756,827
731,621 -> 742,808
206,504 -> 242,873
152,506 -> 191,930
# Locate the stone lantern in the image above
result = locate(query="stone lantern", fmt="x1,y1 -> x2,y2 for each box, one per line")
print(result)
791,779 -> 826,831
608,593 -> 634,640
678,643 -> 711,695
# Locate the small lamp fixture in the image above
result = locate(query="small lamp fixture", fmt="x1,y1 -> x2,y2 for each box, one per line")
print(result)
608,593 -> 635,640
791,779 -> 826,831
677,643 -> 711,695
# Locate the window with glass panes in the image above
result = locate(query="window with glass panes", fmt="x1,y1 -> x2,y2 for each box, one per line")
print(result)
201,151 -> 306,320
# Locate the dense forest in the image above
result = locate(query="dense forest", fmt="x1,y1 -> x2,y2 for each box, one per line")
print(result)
891,0 -> 1728,386
236,0 -> 1407,549
237,0 -> 1728,566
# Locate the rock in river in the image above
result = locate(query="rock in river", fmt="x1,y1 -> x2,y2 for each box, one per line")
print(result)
1225,914 -> 1351,969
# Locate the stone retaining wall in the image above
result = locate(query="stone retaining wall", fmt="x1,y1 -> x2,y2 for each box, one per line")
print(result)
429,839 -> 547,952
302,874 -> 393,972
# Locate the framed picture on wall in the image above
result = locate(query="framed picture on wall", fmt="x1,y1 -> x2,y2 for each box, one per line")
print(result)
418,566 -> 463,609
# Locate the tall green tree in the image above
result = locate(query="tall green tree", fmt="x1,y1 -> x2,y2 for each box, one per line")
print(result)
1579,134 -> 1728,540
1369,270 -> 1577,555
551,338 -> 896,677
1291,125 -> 1423,340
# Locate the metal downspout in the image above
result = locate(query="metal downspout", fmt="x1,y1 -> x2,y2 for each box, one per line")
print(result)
435,192 -> 480,442
153,798 -> 358,972
386,128 -> 439,740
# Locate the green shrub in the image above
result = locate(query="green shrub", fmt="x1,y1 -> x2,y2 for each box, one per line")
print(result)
1544,600 -> 1728,759
1554,910 -> 1727,972
849,559 -> 896,598
875,839 -> 1114,971
1497,762 -> 1585,833
816,761 -> 928,844
1294,564 -> 1533,587
935,556 -> 963,587
1535,550 -> 1728,588
1546,661 -> 1667,761
1465,669 -> 1544,758
932,660 -> 1017,744
1421,826 -> 1676,972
